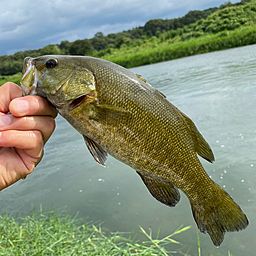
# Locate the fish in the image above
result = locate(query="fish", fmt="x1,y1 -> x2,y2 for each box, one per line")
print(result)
21,55 -> 248,246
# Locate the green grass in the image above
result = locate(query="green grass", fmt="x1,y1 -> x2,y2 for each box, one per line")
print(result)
197,233 -> 201,256
0,72 -> 22,86
0,209 -> 191,256
2,24 -> 256,86
101,24 -> 256,68
0,210 -> 236,256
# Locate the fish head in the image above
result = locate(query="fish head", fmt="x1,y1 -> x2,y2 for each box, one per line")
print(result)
21,55 -> 96,108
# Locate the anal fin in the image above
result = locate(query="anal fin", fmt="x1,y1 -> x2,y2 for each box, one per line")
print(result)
137,172 -> 180,207
83,136 -> 108,166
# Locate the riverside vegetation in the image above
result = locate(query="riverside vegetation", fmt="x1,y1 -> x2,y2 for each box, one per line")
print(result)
0,209 -> 235,256
0,209 -> 192,256
0,0 -> 255,79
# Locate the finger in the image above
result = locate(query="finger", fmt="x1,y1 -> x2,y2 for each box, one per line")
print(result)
35,148 -> 44,167
0,82 -> 22,113
0,146 -> 42,187
0,130 -> 44,172
10,95 -> 58,118
0,114 -> 56,143
0,130 -> 43,152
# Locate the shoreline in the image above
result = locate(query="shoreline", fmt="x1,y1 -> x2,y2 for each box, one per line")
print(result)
1,25 -> 256,86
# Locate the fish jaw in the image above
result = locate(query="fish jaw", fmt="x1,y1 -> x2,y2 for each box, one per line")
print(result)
21,57 -> 41,96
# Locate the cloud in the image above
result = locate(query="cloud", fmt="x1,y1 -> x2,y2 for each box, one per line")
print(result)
0,0 -> 235,56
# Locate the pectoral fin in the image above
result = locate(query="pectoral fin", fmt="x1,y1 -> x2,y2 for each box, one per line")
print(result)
90,104 -> 132,122
83,136 -> 108,166
178,110 -> 215,163
137,172 -> 180,207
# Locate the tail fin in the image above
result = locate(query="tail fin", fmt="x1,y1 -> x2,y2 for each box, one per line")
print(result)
191,187 -> 249,246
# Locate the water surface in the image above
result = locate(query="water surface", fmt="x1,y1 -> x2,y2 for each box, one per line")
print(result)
1,45 -> 256,255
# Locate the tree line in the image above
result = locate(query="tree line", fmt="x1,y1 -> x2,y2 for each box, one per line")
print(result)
0,0 -> 252,76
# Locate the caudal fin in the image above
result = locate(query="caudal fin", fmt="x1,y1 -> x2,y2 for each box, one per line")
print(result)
191,187 -> 249,246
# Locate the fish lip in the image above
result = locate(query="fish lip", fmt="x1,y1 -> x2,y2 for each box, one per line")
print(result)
21,58 -> 40,96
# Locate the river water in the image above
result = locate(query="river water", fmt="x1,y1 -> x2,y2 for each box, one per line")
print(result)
1,45 -> 256,255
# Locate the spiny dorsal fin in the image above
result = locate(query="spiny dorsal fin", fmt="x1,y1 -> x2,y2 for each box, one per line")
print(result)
136,74 -> 147,83
136,74 -> 166,98
178,110 -> 215,163
83,136 -> 108,166
137,172 -> 180,207
155,89 -> 166,99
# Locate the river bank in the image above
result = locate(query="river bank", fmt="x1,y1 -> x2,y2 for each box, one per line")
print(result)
2,0 -> 256,81
1,24 -> 256,87
101,25 -> 256,68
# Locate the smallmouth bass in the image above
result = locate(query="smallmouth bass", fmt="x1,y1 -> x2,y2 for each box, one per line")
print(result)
21,55 -> 248,246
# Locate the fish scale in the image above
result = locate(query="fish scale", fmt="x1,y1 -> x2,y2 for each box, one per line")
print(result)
21,55 -> 248,246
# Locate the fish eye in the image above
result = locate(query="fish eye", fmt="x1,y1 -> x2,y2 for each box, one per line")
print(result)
46,59 -> 58,69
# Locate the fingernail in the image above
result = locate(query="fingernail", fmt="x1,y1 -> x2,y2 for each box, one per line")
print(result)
13,99 -> 29,115
0,115 -> 11,127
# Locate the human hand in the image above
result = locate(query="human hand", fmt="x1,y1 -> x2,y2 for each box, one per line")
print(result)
0,82 -> 57,191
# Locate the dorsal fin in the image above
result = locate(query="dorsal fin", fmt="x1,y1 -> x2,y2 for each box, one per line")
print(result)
136,74 -> 166,98
137,172 -> 180,207
177,109 -> 215,163
136,74 -> 147,83
155,89 -> 166,99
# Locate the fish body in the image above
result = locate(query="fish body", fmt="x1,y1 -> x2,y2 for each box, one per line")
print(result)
21,55 -> 248,246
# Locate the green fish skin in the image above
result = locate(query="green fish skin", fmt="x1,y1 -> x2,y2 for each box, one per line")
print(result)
21,55 -> 249,246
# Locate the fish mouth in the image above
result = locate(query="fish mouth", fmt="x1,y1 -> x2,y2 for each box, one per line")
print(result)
21,57 -> 41,96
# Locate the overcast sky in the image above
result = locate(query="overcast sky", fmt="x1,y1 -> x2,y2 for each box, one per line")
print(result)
0,0 -> 240,56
